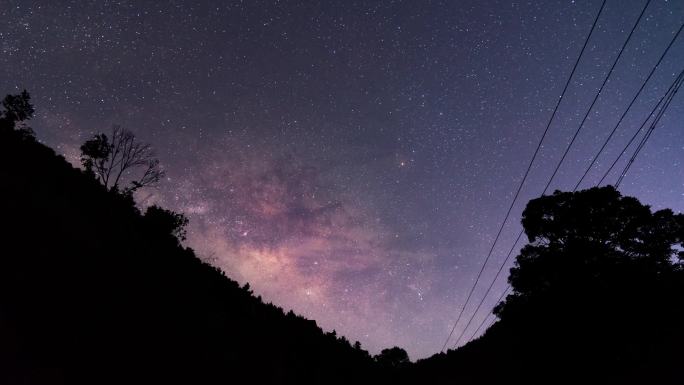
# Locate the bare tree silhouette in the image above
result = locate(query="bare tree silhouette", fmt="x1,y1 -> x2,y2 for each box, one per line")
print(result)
80,126 -> 164,194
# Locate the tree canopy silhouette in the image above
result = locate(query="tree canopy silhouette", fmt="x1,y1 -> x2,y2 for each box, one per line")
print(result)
498,186 -> 684,320
143,205 -> 190,242
409,187 -> 684,385
375,347 -> 410,369
0,90 -> 35,138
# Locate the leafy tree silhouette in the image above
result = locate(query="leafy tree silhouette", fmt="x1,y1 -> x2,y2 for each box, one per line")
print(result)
409,187 -> 684,385
497,186 -> 683,318
0,90 -> 35,138
375,347 -> 410,369
143,205 -> 189,242
1,90 -> 34,123
80,126 -> 164,194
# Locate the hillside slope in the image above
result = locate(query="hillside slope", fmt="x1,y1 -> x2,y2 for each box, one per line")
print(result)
0,106 -> 378,384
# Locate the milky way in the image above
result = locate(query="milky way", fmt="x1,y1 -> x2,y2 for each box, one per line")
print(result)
2,0 -> 684,358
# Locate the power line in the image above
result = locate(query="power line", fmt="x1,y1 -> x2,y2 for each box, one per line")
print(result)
616,71 -> 684,187
462,71 -> 683,346
483,317 -> 497,334
597,68 -> 684,186
616,71 -> 684,185
448,0 -> 652,350
617,75 -> 684,185
450,231 -> 523,347
457,69 -> 684,348
459,67 -> 684,347
466,285 -> 511,343
574,23 -> 684,191
471,314 -> 494,341
440,0 -> 608,352
542,0 -> 653,194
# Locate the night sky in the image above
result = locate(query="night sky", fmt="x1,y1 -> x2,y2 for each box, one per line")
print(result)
2,0 -> 684,359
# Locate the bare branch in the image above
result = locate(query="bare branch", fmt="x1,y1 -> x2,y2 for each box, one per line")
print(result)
80,126 -> 164,194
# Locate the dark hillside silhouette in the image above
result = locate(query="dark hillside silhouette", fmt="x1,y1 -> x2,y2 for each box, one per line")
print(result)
405,186 -> 684,384
3,91 -> 684,385
0,92 -> 379,384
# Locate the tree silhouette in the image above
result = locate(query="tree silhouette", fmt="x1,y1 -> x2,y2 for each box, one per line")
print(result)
143,205 -> 189,242
0,90 -> 35,138
80,126 -> 164,194
1,90 -> 34,124
478,186 -> 684,384
407,187 -> 684,385
497,186 -> 684,321
375,347 -> 410,369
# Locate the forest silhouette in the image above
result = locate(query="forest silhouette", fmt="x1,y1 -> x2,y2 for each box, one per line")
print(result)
2,92 -> 684,384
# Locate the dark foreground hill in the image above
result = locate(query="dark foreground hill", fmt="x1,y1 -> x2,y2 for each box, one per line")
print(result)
3,91 -> 684,385
0,96 -> 380,384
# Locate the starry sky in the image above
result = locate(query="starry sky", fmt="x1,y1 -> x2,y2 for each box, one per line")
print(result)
2,0 -> 684,359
